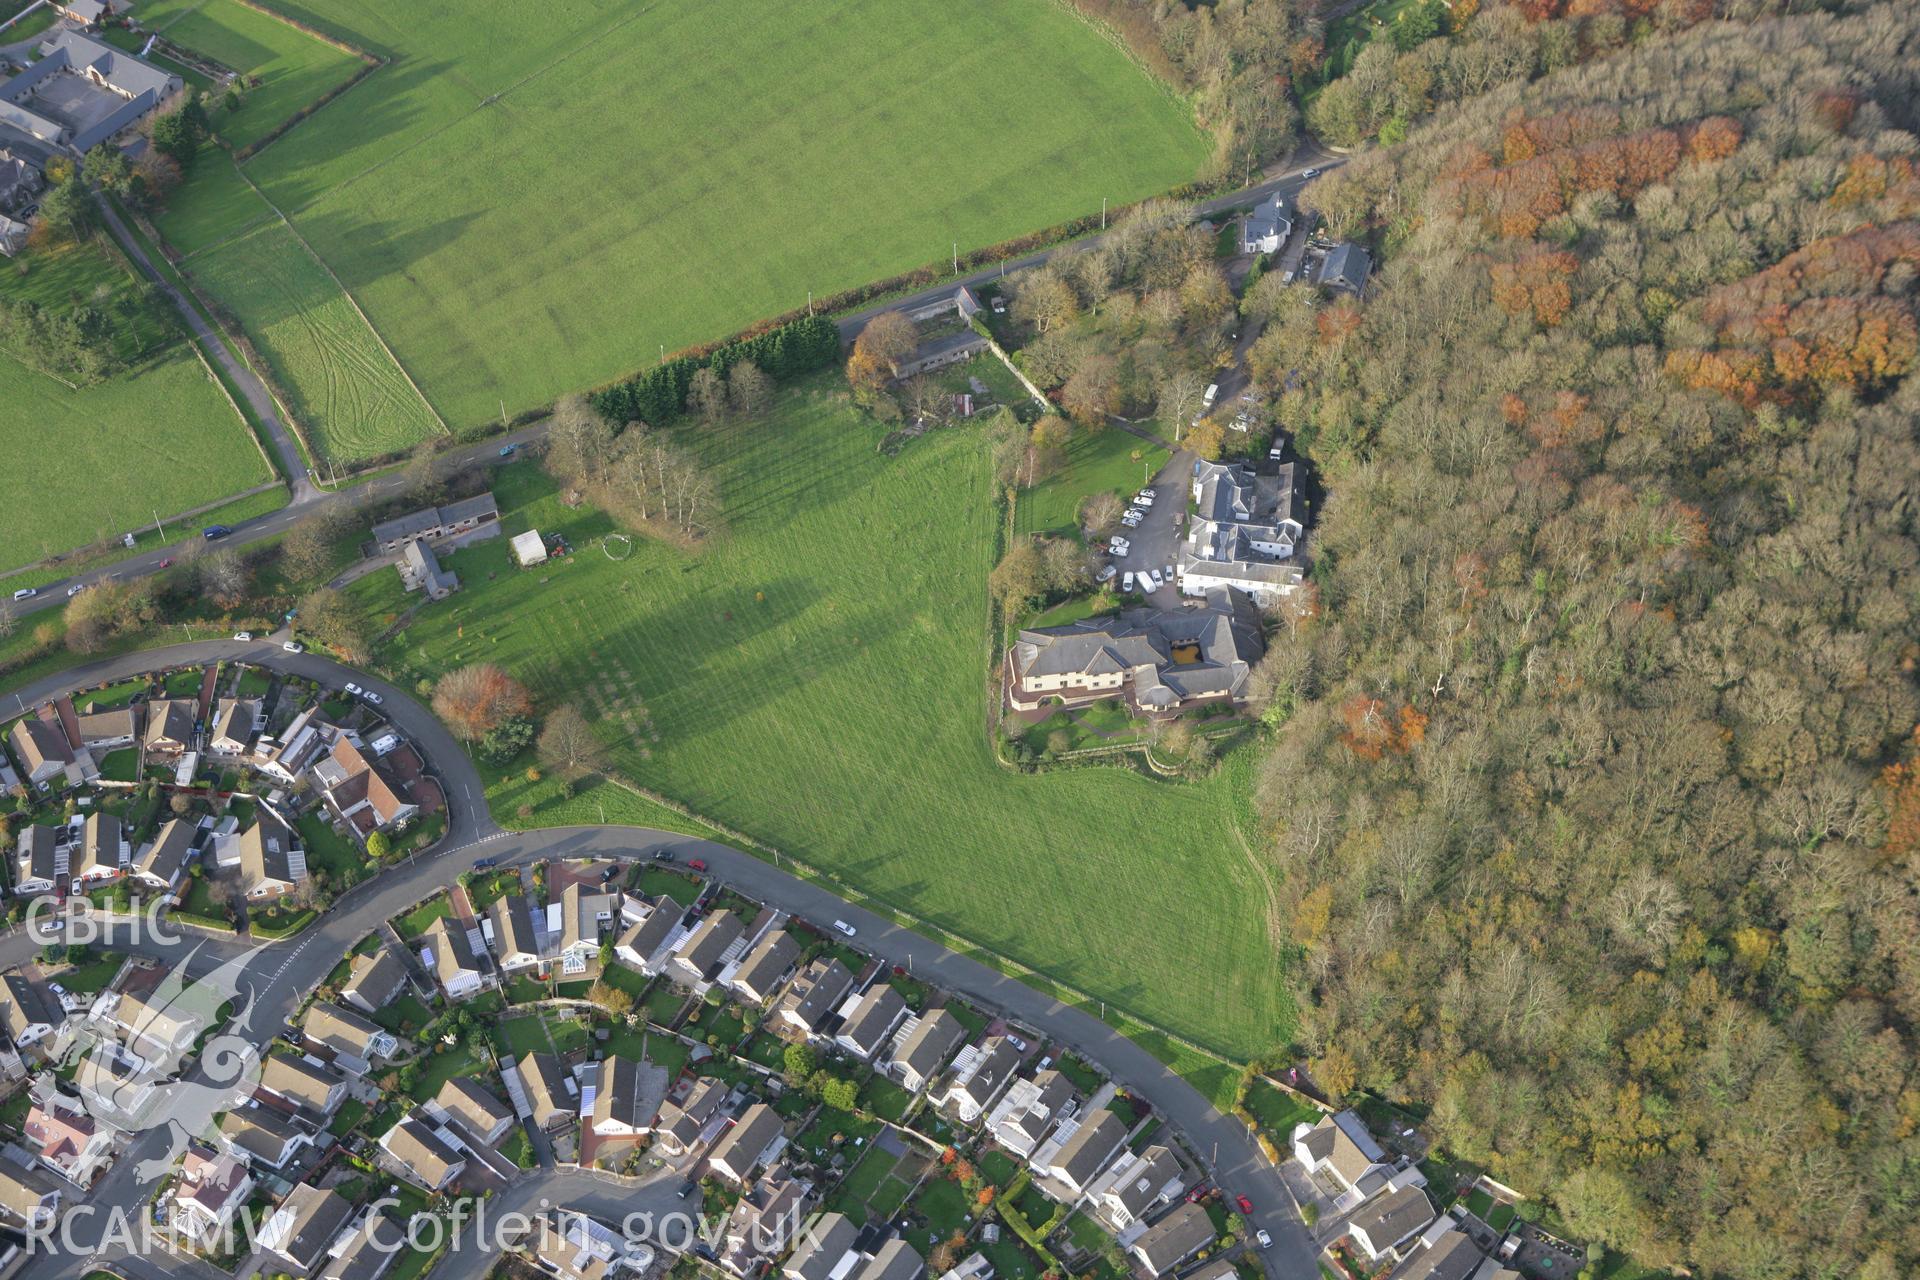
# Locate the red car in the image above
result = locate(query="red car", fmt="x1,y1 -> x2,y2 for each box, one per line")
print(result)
1185,1185 -> 1209,1204
1236,1195 -> 1254,1215
688,858 -> 708,873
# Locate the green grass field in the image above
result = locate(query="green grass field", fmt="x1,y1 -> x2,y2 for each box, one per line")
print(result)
141,0 -> 365,151
183,219 -> 444,461
144,0 -> 1204,459
356,378 -> 1289,1060
0,240 -> 272,575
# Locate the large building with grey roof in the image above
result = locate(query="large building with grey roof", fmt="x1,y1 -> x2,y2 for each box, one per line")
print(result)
1180,459 -> 1308,606
1007,588 -> 1265,716
0,30 -> 180,154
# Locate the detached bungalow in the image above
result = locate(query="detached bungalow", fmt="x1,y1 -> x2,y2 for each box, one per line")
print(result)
891,1009 -> 965,1094
614,902 -> 680,973
143,700 -> 197,756
132,819 -> 195,894
0,973 -> 69,1051
940,1035 -> 1020,1124
14,826 -> 61,896
170,1143 -> 253,1245
259,1052 -> 347,1119
208,699 -> 260,755
727,928 -> 799,1005
422,916 -> 491,1000
1346,1182 -> 1435,1262
1127,1202 -> 1214,1278
652,1077 -> 724,1157
219,1106 -> 313,1171
259,1183 -> 354,1274
707,1102 -> 783,1186
430,1077 -> 513,1144
517,1051 -> 576,1131
669,909 -> 743,987
986,1069 -> 1076,1158
1042,1108 -> 1128,1199
8,718 -> 72,786
340,949 -> 408,1015
379,1113 -> 467,1192
589,1055 -> 651,1137
488,895 -> 543,973
774,957 -> 854,1039
835,982 -> 908,1061
71,811 -> 125,885
303,1001 -> 398,1075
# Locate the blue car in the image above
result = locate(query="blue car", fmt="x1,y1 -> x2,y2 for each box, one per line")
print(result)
202,525 -> 232,540
498,444 -> 517,457
473,856 -> 498,870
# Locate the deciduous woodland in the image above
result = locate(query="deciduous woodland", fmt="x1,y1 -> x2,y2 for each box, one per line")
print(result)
1252,3 -> 1920,1274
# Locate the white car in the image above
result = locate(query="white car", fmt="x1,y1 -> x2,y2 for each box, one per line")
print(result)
282,640 -> 305,653
65,583 -> 86,598
232,631 -> 253,642
1006,1033 -> 1028,1051
1165,563 -> 1176,581
1134,492 -> 1154,506
1256,1230 -> 1273,1250
832,919 -> 857,937
11,587 -> 35,602
1122,572 -> 1135,592
344,682 -> 363,696
1139,488 -> 1156,499
362,690 -> 383,705
1148,569 -> 1164,589
1121,515 -> 1142,528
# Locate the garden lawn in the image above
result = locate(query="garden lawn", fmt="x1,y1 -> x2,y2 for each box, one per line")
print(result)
362,380 -> 1290,1061
1015,425 -> 1169,541
0,244 -> 269,575
393,895 -> 450,940
181,219 -> 444,464
180,0 -> 1205,445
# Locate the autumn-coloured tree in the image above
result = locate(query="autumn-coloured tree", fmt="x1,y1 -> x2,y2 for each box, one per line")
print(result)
846,312 -> 917,400
432,664 -> 532,742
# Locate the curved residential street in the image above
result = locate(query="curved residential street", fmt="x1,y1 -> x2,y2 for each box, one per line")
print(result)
7,648 -> 1318,1280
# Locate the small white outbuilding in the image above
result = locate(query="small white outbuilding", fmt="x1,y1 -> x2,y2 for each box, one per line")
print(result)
510,529 -> 548,567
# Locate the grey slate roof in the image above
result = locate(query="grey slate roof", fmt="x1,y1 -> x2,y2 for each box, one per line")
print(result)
673,909 -> 743,978
1011,589 -> 1265,708
838,982 -> 908,1057
1050,1108 -> 1127,1187
950,1035 -> 1021,1113
1393,1232 -> 1484,1280
1317,242 -> 1372,295
784,1210 -> 859,1280
265,1184 -> 353,1270
894,1009 -> 965,1084
1350,1184 -> 1435,1255
777,956 -> 854,1032
1129,1202 -> 1214,1276
730,928 -> 800,999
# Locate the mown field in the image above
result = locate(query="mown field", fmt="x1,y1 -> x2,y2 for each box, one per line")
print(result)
185,220 -> 443,463
0,240 -> 271,576
146,0 -> 1207,459
140,0 -> 365,152
350,382 -> 1290,1061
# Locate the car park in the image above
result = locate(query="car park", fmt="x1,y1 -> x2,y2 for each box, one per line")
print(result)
282,640 -> 305,653
232,631 -> 252,641
832,919 -> 857,937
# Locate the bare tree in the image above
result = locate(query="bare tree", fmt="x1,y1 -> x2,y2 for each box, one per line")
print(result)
1078,491 -> 1124,537
1156,368 -> 1209,440
546,394 -> 617,494
538,705 -> 605,776
685,367 -> 728,425
727,361 -> 773,418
